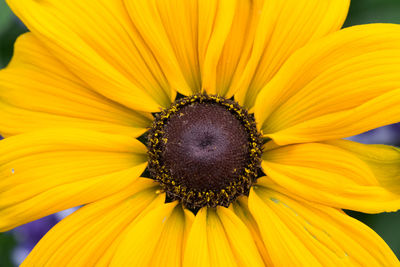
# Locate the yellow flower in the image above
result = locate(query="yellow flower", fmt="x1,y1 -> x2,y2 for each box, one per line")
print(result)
1,0 -> 400,266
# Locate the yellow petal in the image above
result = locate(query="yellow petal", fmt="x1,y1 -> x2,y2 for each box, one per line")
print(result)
183,207 -> 210,267
150,206 -> 194,266
262,142 -> 400,213
22,179 -> 161,266
103,0 -> 348,99
249,186 -> 400,266
231,198 -> 273,266
206,208 -> 237,267
205,0 -> 261,97
128,0 -> 201,94
199,0 -> 236,95
234,0 -> 350,109
124,0 -> 260,97
7,0 -> 175,112
96,195 -> 167,267
122,0 -> 238,97
0,33 -> 152,137
268,88 -> 400,145
183,206 -> 263,267
326,139 -> 400,194
254,24 -> 400,145
0,128 -> 147,231
216,206 -> 264,267
110,202 -> 191,266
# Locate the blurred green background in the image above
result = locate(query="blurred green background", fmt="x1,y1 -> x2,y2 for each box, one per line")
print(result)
0,0 -> 400,266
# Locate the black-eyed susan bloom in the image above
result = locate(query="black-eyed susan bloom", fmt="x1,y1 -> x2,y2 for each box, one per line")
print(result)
1,0 -> 400,265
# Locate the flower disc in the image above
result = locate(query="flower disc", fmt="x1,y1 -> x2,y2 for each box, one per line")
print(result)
148,95 -> 262,209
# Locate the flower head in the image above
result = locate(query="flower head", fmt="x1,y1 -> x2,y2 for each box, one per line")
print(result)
1,0 -> 400,266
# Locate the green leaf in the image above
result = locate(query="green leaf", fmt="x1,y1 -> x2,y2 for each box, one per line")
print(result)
0,233 -> 17,267
0,0 -> 13,35
344,0 -> 400,27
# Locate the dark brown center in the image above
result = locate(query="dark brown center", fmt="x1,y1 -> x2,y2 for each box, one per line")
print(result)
163,102 -> 249,191
147,94 -> 262,209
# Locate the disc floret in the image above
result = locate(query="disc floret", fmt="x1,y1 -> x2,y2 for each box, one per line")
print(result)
147,94 -> 262,209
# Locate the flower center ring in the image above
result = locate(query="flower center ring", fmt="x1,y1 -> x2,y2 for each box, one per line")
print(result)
147,94 -> 263,209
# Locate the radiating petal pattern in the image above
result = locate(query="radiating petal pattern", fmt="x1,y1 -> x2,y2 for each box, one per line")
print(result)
255,24 -> 400,145
0,128 -> 147,231
231,198 -> 273,266
249,185 -> 400,266
123,0 -> 200,95
6,0 -> 350,106
110,201 -> 193,266
124,0 -> 252,96
21,179 -> 161,266
233,0 -> 350,108
326,139 -> 400,194
262,142 -> 400,213
184,206 -> 264,267
1,1 -> 399,266
0,33 -> 152,137
7,0 -> 175,112
126,0 -> 349,101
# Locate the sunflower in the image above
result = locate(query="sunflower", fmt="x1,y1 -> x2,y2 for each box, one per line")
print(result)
1,0 -> 400,266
